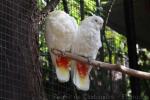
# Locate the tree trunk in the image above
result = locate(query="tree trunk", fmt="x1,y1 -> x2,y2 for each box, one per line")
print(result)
0,0 -> 44,100
123,0 -> 141,99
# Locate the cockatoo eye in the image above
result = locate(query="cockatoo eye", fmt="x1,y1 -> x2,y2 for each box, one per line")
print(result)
94,19 -> 98,22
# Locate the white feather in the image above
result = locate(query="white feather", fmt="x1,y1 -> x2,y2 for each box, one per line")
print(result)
72,15 -> 104,91
45,11 -> 78,82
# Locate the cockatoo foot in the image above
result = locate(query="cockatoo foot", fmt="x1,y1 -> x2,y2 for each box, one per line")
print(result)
86,57 -> 93,65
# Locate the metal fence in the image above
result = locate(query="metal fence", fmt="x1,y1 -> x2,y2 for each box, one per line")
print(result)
0,0 -> 42,100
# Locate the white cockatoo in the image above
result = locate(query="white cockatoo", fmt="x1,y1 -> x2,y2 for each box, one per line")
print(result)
45,11 -> 78,82
71,15 -> 104,91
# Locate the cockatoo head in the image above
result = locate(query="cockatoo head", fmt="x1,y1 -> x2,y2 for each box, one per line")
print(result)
92,15 -> 104,30
81,15 -> 104,31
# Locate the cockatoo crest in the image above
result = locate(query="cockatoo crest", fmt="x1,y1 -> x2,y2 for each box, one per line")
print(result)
81,15 -> 104,31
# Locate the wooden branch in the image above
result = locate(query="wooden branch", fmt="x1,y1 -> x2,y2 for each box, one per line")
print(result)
80,0 -> 85,20
51,49 -> 150,80
35,0 -> 60,23
41,0 -> 60,15
62,0 -> 69,13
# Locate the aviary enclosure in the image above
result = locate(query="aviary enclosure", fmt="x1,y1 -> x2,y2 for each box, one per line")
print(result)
0,0 -> 150,100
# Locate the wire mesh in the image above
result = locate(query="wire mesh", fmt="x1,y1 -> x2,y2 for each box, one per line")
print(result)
0,0 -> 42,100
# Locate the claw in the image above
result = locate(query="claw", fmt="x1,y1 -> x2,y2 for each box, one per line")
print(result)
86,57 -> 93,65
60,50 -> 65,56
51,48 -> 65,57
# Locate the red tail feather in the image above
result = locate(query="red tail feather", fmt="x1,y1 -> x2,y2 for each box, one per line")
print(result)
56,56 -> 70,69
77,62 -> 88,78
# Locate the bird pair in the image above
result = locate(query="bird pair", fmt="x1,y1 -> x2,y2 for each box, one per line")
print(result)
45,10 -> 103,91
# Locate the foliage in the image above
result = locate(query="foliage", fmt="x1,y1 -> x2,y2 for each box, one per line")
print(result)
36,0 -> 46,11
104,27 -> 128,64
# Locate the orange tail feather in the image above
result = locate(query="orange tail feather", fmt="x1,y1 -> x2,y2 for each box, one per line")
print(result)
56,56 -> 71,69
76,61 -> 88,78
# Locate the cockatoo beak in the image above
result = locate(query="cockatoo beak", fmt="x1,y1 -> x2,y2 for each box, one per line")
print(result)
72,61 -> 91,91
100,24 -> 103,30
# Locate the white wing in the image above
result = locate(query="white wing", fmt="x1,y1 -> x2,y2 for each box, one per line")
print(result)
71,16 -> 103,91
45,10 -> 78,82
